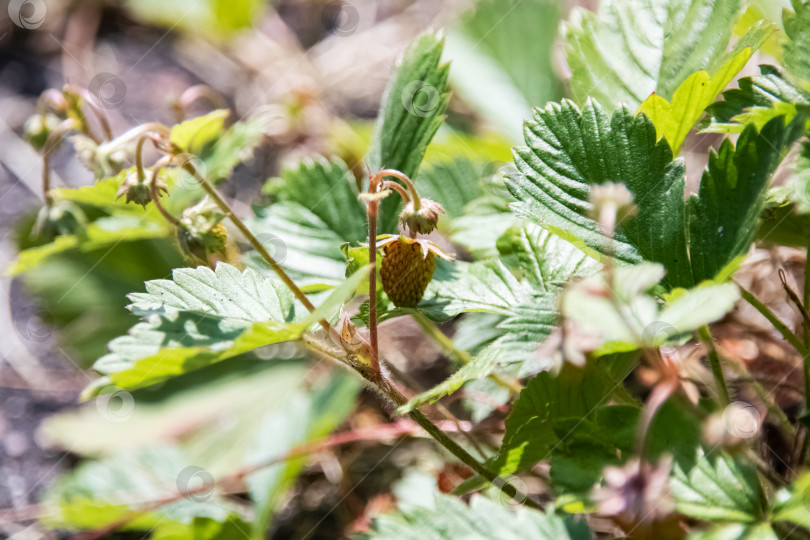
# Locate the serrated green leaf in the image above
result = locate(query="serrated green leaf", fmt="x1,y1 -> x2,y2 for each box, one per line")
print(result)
86,263 -> 368,394
671,450 -> 768,523
276,156 -> 367,241
563,0 -> 741,110
707,64 -> 810,128
416,157 -> 489,218
367,31 -> 451,234
363,494 -> 594,540
687,116 -> 803,282
507,99 -> 689,283
496,222 -> 600,292
418,259 -> 528,320
248,202 -> 348,287
508,98 -> 800,288
495,363 -> 615,476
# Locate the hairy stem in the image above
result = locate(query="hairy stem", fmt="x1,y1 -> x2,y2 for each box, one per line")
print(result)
698,325 -> 730,406
374,373 -> 541,509
180,160 -> 319,316
149,156 -> 179,226
367,194 -> 381,375
376,168 -> 420,210
739,284 -> 810,416
41,119 -> 78,206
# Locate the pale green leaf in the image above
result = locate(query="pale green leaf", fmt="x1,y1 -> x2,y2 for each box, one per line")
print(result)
364,494 -> 593,540
169,109 -> 230,155
86,264 -> 368,394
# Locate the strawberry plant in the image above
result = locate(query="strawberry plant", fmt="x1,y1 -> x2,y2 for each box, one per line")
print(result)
10,0 -> 810,538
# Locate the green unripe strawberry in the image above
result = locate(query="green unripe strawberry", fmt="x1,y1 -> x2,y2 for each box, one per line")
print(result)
378,235 -> 452,308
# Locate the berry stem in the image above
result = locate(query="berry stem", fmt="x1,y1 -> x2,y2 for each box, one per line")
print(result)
149,156 -> 179,226
367,175 -> 382,375
380,180 -> 411,203
173,85 -> 228,122
135,136 -> 149,182
375,169 -> 420,210
41,118 -> 78,206
64,85 -> 114,141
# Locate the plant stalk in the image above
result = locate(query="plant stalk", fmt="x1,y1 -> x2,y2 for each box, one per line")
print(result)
180,160 -> 318,316
738,285 -> 809,357
412,311 -> 522,398
698,325 -> 730,406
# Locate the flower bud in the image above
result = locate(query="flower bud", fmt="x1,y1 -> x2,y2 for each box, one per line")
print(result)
398,198 -> 444,235
176,197 -> 227,264
24,114 -> 61,152
116,169 -> 167,207
32,200 -> 87,240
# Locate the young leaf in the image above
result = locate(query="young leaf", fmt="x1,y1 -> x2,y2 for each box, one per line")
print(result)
563,0 -> 741,110
367,31 -> 451,233
638,25 -> 773,154
169,109 -> 230,155
364,494 -> 594,540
